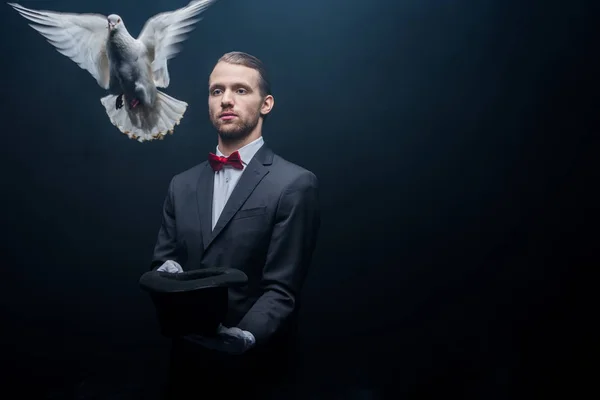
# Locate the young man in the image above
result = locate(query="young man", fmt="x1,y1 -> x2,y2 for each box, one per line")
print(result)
150,51 -> 321,398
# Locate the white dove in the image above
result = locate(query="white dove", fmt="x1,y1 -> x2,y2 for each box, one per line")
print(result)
8,0 -> 218,142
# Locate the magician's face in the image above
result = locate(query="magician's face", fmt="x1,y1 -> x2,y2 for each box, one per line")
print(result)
208,61 -> 273,142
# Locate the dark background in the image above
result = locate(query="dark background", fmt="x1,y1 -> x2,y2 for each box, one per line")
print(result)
0,0 -> 594,398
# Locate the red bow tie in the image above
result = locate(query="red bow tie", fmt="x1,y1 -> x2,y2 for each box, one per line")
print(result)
208,151 -> 244,172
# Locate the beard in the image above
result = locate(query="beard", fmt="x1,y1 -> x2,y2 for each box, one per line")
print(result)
211,109 -> 261,143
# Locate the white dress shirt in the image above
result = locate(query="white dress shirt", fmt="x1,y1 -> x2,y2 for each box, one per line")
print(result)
212,136 -> 264,230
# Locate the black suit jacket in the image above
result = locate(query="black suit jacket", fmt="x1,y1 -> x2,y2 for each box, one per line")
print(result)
150,144 -> 320,349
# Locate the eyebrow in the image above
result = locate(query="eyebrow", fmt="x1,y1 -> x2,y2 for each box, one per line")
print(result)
208,82 -> 252,91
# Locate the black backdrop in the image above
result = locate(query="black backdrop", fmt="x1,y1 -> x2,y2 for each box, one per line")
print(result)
1,0 -> 594,398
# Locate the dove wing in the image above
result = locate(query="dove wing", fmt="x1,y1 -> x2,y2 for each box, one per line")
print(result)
9,2 -> 110,89
137,0 -> 217,88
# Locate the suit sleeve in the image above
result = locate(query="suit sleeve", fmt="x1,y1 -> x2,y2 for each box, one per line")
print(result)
150,176 -> 181,270
237,171 -> 321,346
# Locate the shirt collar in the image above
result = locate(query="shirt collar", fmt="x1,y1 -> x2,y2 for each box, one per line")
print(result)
216,136 -> 264,166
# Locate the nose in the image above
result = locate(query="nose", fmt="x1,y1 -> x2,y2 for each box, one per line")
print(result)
221,90 -> 234,107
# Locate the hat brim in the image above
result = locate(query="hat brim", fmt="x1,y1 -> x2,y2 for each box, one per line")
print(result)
139,267 -> 248,294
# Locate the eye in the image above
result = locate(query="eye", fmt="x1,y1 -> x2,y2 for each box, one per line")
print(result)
237,88 -> 247,94
117,18 -> 121,23
211,89 -> 222,95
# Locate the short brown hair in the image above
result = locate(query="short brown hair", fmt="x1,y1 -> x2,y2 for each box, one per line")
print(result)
217,51 -> 272,98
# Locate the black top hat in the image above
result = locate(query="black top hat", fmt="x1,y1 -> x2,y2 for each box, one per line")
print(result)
139,267 -> 248,338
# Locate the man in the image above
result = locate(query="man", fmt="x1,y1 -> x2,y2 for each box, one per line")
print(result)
150,51 -> 321,398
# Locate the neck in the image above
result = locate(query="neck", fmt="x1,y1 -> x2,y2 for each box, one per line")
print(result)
108,28 -> 133,56
217,123 -> 262,156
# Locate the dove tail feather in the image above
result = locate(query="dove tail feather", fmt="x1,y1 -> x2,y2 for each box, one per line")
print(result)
100,91 -> 188,142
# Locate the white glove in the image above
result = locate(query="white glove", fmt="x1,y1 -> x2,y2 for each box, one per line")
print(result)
156,260 -> 183,273
184,324 -> 256,355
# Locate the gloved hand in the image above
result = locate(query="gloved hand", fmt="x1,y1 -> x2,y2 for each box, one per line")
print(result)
184,324 -> 256,355
156,260 -> 183,273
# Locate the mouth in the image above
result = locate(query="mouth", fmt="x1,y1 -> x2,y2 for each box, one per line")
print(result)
219,112 -> 237,120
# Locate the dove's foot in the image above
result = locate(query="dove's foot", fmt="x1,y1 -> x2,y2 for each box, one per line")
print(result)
129,98 -> 140,109
116,94 -> 124,110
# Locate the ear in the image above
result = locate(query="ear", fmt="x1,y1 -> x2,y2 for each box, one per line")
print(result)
260,95 -> 274,116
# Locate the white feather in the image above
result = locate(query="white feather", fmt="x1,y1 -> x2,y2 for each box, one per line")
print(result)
137,0 -> 217,88
100,91 -> 188,142
8,2 -> 110,89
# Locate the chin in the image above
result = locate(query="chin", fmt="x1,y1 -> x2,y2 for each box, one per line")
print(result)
216,123 -> 240,133
218,130 -> 246,140
218,126 -> 253,141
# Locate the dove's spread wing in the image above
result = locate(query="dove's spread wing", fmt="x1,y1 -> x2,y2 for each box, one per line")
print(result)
8,3 -> 110,89
137,0 -> 217,88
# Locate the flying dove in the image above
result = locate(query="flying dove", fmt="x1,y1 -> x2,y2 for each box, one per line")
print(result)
8,0 -> 218,142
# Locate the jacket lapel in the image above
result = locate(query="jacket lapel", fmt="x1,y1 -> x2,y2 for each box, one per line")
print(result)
200,145 -> 273,251
196,162 -> 215,250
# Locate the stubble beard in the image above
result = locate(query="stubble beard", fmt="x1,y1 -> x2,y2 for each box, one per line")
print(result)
212,110 -> 261,144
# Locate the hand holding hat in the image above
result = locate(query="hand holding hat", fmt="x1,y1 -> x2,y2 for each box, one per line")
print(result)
184,324 -> 256,355
139,266 -> 250,341
156,260 -> 183,273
